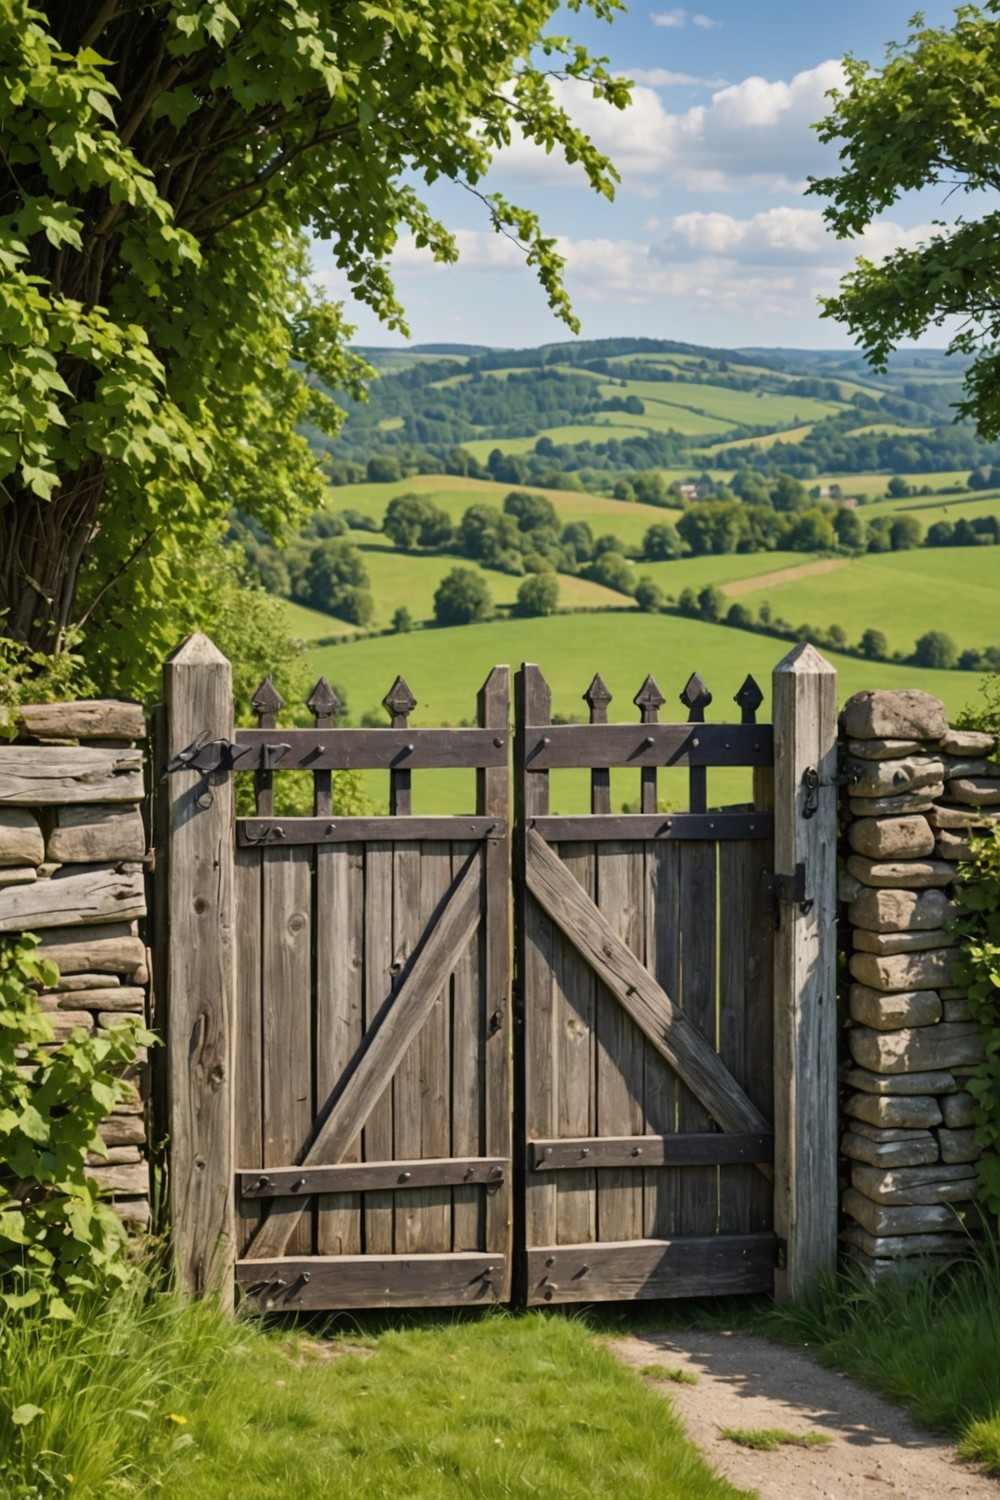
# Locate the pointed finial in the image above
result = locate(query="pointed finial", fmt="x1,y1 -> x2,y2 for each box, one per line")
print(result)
680,672 -> 712,722
734,674 -> 764,725
633,674 -> 665,721
307,676 -> 341,725
583,673 -> 613,723
382,675 -> 417,725
251,674 -> 285,723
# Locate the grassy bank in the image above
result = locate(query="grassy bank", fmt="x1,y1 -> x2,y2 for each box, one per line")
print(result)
0,1291 -> 750,1500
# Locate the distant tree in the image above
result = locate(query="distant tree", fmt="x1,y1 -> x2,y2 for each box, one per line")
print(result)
561,521 -> 595,563
697,585 -> 725,623
590,551 -> 635,595
503,491 -> 559,533
926,521 -> 955,547
913,630 -> 957,669
367,456 -> 402,484
890,515 -> 923,550
433,568 -> 493,625
833,508 -> 868,551
613,479 -> 636,502
886,475 -> 910,499
677,587 -> 699,617
457,503 -> 521,565
594,533 -> 626,557
787,509 -> 836,551
826,623 -> 849,652
859,627 -> 889,660
514,572 -> 559,617
392,606 -> 414,633
298,539 -> 373,624
384,494 -> 452,549
643,523 -> 684,561
866,516 -> 893,553
726,603 -> 754,629
634,577 -> 664,612
310,511 -> 349,539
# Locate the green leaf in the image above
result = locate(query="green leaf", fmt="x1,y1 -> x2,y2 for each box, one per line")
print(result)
11,1405 -> 44,1427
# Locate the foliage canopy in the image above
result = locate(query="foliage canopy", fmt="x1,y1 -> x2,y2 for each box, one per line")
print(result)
0,0 -> 628,675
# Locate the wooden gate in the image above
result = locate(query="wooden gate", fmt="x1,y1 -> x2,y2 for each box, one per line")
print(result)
515,664 -> 776,1303
160,635 -> 837,1309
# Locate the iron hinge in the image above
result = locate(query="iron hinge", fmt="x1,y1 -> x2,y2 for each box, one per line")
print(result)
802,763 -> 861,819
761,863 -> 812,929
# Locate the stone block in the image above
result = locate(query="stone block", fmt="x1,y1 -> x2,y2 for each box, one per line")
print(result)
850,1022 -> 984,1075
841,690 -> 948,742
112,1198 -> 150,1225
849,887 -> 957,936
930,803 -> 998,830
87,1146 -> 142,1166
849,949 -> 956,993
848,986 -> 942,1029
951,778 -> 1000,807
942,998 -> 972,1023
0,809 -> 44,868
16,699 -> 146,741
846,855 -> 954,890
940,729 -> 996,756
0,866 -> 146,933
851,1162 -> 977,1206
52,986 -> 144,1012
848,792 -> 939,817
0,746 -> 144,805
47,805 -> 146,864
848,757 -> 946,799
45,971 -> 120,990
46,1010 -> 94,1039
99,1113 -> 146,1147
846,737 -> 933,760
942,758 -> 1000,780
839,869 -> 864,904
86,1161 -> 149,1195
939,1128 -> 980,1165
842,1131 -> 939,1168
37,926 -> 149,983
853,927 -> 952,957
937,831 -> 973,862
848,816 -> 935,860
846,1092 -> 942,1128
845,1067 -> 954,1097
941,1091 -> 975,1128
842,1224 -> 969,1259
843,1188 -> 962,1236
0,867 -> 37,886
846,1120 -> 933,1141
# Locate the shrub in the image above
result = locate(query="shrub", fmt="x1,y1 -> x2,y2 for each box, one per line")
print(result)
433,568 -> 493,625
634,577 -> 664,613
589,551 -> 634,595
515,573 -> 559,617
913,630 -> 958,669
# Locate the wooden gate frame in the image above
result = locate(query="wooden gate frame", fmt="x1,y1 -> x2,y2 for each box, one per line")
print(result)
160,635 -> 836,1307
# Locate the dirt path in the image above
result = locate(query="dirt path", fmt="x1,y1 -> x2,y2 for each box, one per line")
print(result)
607,1330 -> 999,1499
724,558 -> 850,597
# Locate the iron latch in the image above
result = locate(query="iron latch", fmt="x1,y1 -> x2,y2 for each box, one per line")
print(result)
162,737 -> 262,780
761,863 -> 811,929
802,763 -> 861,818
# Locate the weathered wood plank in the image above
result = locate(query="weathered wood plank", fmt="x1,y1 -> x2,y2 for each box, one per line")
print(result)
262,846 -> 313,1257
393,841 -> 442,1254
163,633 -> 236,1302
516,666 -> 557,1263
233,845 -> 263,1256
525,829 -> 771,1141
363,841 -> 395,1256
37,925 -> 148,981
239,815 -> 504,846
772,643 -> 838,1300
16,699 -> 147,742
554,844 -> 596,1247
530,813 -> 771,843
451,842 -> 484,1253
236,1252 -> 505,1310
242,849 -> 483,1260
594,842 -> 644,1244
315,845 -> 364,1255
677,840 -> 718,1236
0,746 -> 144,804
525,1236 -> 775,1304
232,727 -> 507,770
523,723 -> 773,770
414,842 -> 453,1253
238,1158 -> 506,1197
644,843 -> 681,1239
478,667 -> 512,1289
718,842 -> 752,1237
530,1133 -> 773,1171
0,867 -> 146,932
748,767 -> 776,1236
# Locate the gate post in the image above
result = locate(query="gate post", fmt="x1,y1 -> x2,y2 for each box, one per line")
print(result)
772,643 -> 838,1301
163,634 -> 237,1304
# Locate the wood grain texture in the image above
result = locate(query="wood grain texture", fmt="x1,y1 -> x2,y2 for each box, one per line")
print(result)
233,727 -> 506,770
595,842 -> 644,1244
530,813 -> 771,843
523,723 -> 772,770
530,1133 -> 773,1171
16,699 -> 146,741
315,846 -> 363,1255
363,842 -> 395,1255
451,841 -> 484,1254
525,829 -> 770,1140
772,642 -> 838,1301
237,1253 -> 505,1310
239,816 -> 504,846
0,866 -> 146,931
0,746 -> 144,804
677,840 -> 718,1237
233,845 -> 263,1256
238,1158 -> 506,1196
242,849 -> 483,1261
525,1235 -> 776,1304
644,843 -> 681,1239
163,633 -> 236,1302
554,844 -> 596,1246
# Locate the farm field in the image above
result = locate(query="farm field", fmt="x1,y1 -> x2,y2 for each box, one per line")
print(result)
282,599 -> 362,641
731,547 -> 1000,656
458,424 -> 654,461
597,405 -> 736,437
818,471 -> 972,500
702,423 -> 815,455
327,474 -> 681,550
605,378 -> 843,427
862,490 -> 1000,525
306,611 -> 988,814
637,550 -> 826,597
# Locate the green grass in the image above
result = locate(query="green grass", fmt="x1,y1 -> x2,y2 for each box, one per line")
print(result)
458,424 -> 655,461
861,491 -> 1000,525
637,551 -> 824,598
763,1244 -> 1000,1473
641,1365 -> 699,1386
326,475 -> 681,552
0,1292 -> 751,1500
597,406 -> 736,437
602,379 -> 843,427
721,1428 -> 830,1452
816,470 -> 973,500
702,423 -> 815,455
733,547 -> 1000,656
306,610 -> 987,813
282,598 -> 363,642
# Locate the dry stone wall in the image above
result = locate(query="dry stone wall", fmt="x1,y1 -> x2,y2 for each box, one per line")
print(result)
839,688 -> 995,1277
0,700 -> 151,1226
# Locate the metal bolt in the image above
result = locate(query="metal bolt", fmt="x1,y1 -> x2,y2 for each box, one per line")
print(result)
631,1147 -> 642,1157
400,1171 -> 412,1182
493,736 -> 504,748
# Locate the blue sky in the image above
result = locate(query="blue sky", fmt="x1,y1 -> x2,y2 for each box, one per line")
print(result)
312,0 -> 962,350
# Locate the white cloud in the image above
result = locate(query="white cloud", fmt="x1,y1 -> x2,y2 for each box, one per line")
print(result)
626,68 -> 729,88
488,62 -> 848,196
651,8 -> 720,26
